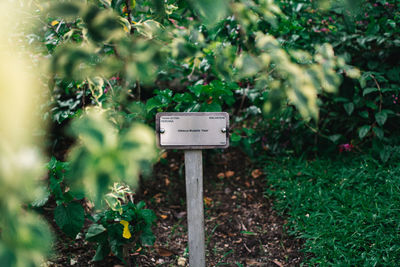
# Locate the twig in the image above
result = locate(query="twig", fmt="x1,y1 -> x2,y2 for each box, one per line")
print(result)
243,243 -> 252,253
136,80 -> 141,101
236,84 -> 248,115
370,74 -> 382,112
124,0 -> 136,34
125,0 -> 133,25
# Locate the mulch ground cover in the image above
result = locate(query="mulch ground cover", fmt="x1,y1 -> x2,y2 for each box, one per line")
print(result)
45,148 -> 303,266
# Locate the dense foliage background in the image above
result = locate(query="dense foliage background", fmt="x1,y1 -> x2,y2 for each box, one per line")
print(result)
0,0 -> 399,265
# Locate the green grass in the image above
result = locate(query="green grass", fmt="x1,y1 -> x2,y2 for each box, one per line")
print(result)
264,156 -> 400,266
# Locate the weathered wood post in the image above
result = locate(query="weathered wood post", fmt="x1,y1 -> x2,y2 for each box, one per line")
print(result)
184,150 -> 205,266
156,112 -> 229,267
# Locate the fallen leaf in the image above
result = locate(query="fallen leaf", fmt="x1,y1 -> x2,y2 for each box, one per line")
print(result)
247,194 -> 254,201
245,259 -> 262,266
245,181 -> 251,187
225,170 -> 235,178
233,238 -> 242,243
217,172 -> 225,179
153,193 -> 163,203
161,152 -> 168,159
170,163 -> 179,171
251,169 -> 263,179
272,259 -> 284,267
160,214 -> 168,220
175,211 -> 186,219
177,257 -> 187,266
204,197 -> 213,206
165,177 -> 170,186
156,247 -> 174,257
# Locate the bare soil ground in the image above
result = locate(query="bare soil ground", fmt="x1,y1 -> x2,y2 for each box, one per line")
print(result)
46,148 -> 303,266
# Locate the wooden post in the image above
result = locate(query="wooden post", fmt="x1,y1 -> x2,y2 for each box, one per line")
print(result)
184,150 -> 205,267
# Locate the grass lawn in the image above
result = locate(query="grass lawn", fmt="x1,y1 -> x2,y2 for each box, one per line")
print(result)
264,155 -> 400,266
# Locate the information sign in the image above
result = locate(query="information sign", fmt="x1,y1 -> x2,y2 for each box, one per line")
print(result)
155,112 -> 230,267
156,112 -> 229,149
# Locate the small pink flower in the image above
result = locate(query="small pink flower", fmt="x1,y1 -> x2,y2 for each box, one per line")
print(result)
321,27 -> 329,33
339,143 -> 353,152
373,3 -> 378,7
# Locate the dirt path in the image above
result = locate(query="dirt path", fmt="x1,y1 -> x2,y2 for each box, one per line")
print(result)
47,148 -> 303,266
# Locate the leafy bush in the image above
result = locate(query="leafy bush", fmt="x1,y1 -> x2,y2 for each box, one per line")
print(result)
268,0 -> 400,155
265,156 -> 400,265
67,107 -> 157,206
85,183 -> 156,262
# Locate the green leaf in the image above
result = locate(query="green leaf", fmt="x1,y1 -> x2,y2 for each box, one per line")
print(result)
47,156 -> 58,170
373,127 -> 384,140
359,111 -> 369,119
328,134 -> 342,144
145,97 -> 162,112
31,190 -> 50,208
241,231 -> 257,236
231,133 -> 241,142
139,209 -> 157,225
380,146 -> 392,163
201,102 -> 222,112
343,103 -> 354,116
109,238 -> 124,260
140,226 -> 155,246
86,224 -> 107,242
375,112 -> 387,127
362,87 -> 378,96
92,242 -> 110,261
136,200 -> 146,210
358,125 -> 371,140
54,202 -> 85,238
188,84 -> 203,97
50,2 -> 82,18
190,0 -> 229,26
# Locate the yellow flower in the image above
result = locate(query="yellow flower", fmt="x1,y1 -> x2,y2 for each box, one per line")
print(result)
51,20 -> 59,26
120,220 -> 132,239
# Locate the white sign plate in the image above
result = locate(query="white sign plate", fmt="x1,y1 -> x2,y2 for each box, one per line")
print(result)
156,112 -> 229,149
